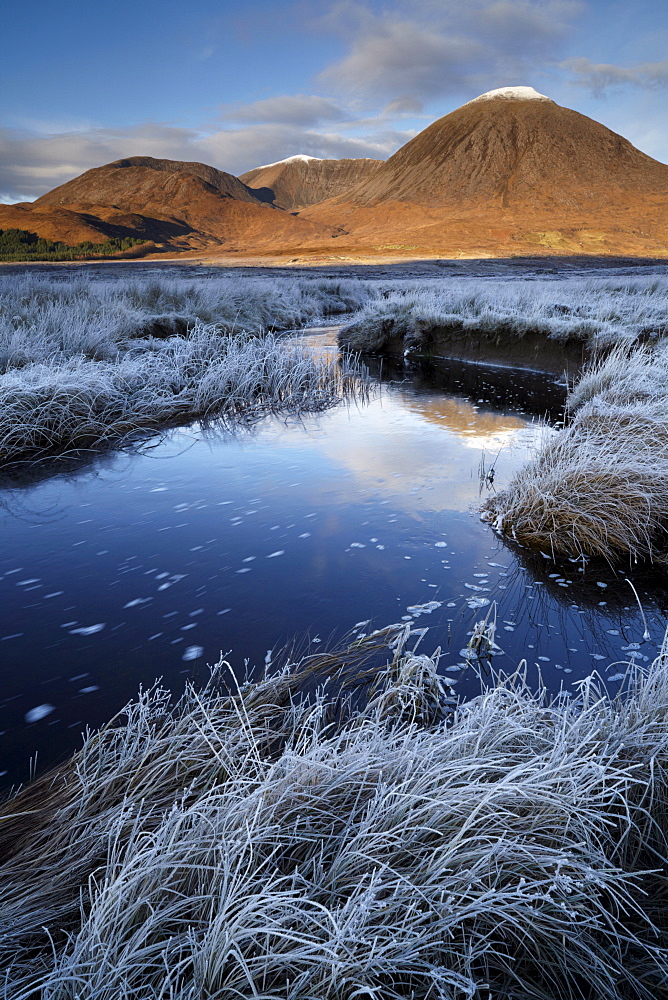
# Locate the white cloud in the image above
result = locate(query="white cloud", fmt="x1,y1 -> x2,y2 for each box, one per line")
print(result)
562,58 -> 668,96
0,120 -> 407,201
201,124 -> 410,171
0,124 -> 201,200
315,0 -> 583,101
220,94 -> 349,127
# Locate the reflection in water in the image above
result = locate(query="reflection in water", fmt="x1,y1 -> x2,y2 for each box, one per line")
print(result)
0,333 -> 665,790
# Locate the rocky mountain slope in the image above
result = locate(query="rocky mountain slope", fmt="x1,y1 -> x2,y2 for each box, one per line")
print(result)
240,155 -> 382,211
1,156 -> 334,251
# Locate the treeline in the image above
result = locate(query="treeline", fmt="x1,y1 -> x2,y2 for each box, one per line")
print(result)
0,228 -> 148,261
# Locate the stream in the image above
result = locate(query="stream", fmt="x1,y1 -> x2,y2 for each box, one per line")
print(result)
1,325 -> 667,789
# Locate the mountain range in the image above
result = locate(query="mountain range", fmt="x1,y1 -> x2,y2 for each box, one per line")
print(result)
2,87 -> 666,260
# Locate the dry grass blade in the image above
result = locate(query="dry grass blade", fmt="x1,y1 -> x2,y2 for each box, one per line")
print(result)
1,625 -> 667,998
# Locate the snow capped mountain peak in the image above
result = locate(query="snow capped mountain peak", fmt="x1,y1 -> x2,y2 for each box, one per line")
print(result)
252,154 -> 322,171
467,86 -> 552,104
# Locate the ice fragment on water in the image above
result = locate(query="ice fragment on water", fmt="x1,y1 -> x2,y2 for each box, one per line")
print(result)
466,597 -> 490,610
406,601 -> 442,616
182,646 -> 204,661
69,624 -> 106,636
25,704 -> 55,723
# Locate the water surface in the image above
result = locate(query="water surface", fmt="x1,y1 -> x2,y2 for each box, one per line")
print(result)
1,328 -> 666,788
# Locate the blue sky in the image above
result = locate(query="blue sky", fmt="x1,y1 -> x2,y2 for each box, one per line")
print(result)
2,0 -> 667,201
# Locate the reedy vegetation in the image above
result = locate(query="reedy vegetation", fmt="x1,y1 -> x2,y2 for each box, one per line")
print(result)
0,274 -> 374,464
339,276 -> 668,354
483,343 -> 668,562
0,274 -> 374,371
1,624 -> 667,999
0,328 -> 368,464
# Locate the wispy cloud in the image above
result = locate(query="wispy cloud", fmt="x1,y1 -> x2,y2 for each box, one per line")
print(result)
219,94 -> 349,127
0,120 -> 408,201
314,0 -> 583,101
562,57 -> 668,96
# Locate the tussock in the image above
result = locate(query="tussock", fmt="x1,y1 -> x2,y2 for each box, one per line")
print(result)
0,273 -> 375,371
483,344 -> 668,561
0,273 -> 375,465
0,325 -> 369,465
339,275 -> 668,355
1,624 -> 668,998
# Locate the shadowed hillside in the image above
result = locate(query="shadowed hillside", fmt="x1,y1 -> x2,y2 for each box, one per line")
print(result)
240,154 -> 382,211
0,156 -> 336,251
2,90 -> 667,260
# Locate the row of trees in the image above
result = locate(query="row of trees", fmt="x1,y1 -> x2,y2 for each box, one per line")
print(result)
0,228 -> 148,261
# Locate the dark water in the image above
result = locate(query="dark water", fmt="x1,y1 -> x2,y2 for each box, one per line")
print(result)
1,329 -> 666,789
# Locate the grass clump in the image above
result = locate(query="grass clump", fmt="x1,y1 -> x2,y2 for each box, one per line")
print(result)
1,624 -> 668,999
482,344 -> 668,562
339,275 -> 668,356
0,325 -> 369,465
0,272 -> 376,466
0,273 -> 377,371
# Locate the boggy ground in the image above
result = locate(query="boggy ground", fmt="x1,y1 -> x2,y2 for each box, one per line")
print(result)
1,623 -> 668,999
3,261 -> 667,560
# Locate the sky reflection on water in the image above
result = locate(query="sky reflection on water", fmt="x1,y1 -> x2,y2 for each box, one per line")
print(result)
0,334 -> 666,789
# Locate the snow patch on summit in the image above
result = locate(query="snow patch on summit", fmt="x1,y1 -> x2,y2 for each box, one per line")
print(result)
467,86 -> 552,104
252,154 -> 322,171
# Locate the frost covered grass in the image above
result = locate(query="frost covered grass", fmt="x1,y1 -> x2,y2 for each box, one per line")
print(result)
0,325 -> 369,465
1,623 -> 668,999
482,344 -> 668,562
0,272 -> 376,371
339,275 -> 668,356
0,273 -> 375,465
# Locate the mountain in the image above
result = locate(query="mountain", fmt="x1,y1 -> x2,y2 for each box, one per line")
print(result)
1,156 -> 334,251
301,87 -> 668,257
2,91 -> 666,260
240,155 -> 382,211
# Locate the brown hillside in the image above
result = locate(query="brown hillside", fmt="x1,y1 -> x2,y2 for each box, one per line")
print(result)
4,157 -> 336,250
3,93 -> 667,260
240,155 -> 382,211
0,203 -> 116,245
339,88 -> 668,210
301,87 -> 668,257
